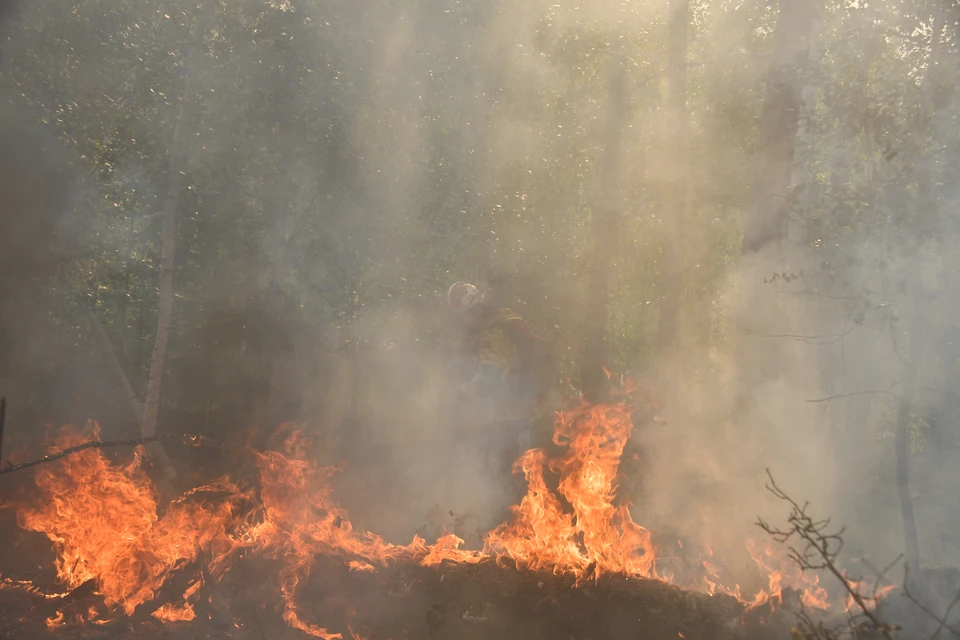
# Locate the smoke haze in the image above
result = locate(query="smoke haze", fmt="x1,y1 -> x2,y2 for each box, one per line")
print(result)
1,0 -> 960,631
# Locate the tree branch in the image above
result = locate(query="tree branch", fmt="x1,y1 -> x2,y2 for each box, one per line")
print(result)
777,289 -> 863,301
0,434 -> 220,476
736,324 -> 855,346
806,390 -> 900,404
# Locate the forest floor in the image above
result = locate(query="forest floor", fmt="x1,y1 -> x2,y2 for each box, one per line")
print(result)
0,529 -> 794,640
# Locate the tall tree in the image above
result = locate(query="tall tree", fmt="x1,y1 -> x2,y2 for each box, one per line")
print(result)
141,0 -> 218,478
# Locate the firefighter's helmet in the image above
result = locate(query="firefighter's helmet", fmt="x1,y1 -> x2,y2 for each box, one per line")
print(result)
447,281 -> 484,313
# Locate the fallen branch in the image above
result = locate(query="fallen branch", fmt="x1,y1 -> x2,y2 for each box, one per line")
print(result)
130,556 -> 205,622
0,434 -> 220,476
38,578 -> 102,621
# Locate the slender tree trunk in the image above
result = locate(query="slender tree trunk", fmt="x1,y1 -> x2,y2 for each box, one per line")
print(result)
580,52 -> 627,397
141,0 -> 216,478
259,9 -> 304,432
81,302 -> 143,425
656,0 -> 689,387
893,7 -> 945,574
894,318 -> 922,573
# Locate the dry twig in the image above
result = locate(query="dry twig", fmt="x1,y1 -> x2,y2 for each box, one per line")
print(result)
761,470 -> 960,640
757,469 -> 897,639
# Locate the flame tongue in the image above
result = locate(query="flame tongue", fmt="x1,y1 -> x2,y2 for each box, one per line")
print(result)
484,448 -> 582,574
485,400 -> 657,581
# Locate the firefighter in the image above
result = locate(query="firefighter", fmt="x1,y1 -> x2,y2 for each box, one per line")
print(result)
445,281 -> 556,464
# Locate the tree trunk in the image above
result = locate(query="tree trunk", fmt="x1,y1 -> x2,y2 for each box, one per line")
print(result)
655,0 -> 689,387
894,321 -> 922,573
735,0 -> 816,395
580,52 -> 627,397
141,0 -> 216,479
893,6 -> 945,574
259,9 -> 304,432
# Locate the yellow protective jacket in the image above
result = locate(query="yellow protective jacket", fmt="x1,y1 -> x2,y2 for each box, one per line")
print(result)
476,309 -> 526,377
456,308 -> 554,412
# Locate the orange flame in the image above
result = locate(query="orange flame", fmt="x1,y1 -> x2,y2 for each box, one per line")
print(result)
45,611 -> 64,628
153,602 -> 196,622
16,422 -> 247,618
742,539 -> 830,612
485,400 -> 656,581
842,572 -> 896,613
10,394 -> 873,636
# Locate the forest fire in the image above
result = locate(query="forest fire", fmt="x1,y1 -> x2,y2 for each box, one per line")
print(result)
2,394 -> 888,639
15,423 -> 248,621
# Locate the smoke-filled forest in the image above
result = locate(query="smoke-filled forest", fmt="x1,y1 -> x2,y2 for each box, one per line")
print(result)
1,0 -> 960,638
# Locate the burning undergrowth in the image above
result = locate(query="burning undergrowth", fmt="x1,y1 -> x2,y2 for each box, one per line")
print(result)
0,389 -> 893,639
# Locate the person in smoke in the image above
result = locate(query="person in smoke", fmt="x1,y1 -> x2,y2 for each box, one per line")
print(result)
445,281 -> 556,469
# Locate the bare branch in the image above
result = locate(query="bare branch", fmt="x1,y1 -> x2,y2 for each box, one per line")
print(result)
807,390 -> 901,404
735,323 -> 856,346
740,329 -> 852,344
860,554 -> 903,601
777,290 -> 863,301
757,469 -> 896,639
760,471 -> 960,639
0,434 -> 220,476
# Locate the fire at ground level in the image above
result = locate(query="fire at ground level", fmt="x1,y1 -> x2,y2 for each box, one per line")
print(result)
0,549 -> 768,640
0,396 -> 949,639
0,531 -> 952,640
